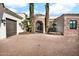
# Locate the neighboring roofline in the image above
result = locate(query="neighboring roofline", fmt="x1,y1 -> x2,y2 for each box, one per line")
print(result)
54,13 -> 79,21
55,13 -> 79,20
61,13 -> 79,16
18,13 -> 27,16
35,14 -> 45,16
0,3 -> 23,19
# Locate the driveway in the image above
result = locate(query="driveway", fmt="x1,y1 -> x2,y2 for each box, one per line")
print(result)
0,33 -> 79,56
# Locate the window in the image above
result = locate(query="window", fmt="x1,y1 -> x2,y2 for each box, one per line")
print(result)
69,20 -> 77,29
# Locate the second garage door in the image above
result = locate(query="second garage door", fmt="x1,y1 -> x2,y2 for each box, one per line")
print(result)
6,18 -> 17,37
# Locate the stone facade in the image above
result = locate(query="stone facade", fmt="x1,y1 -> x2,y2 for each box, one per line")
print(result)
64,14 -> 79,36
54,14 -> 79,36
34,14 -> 45,33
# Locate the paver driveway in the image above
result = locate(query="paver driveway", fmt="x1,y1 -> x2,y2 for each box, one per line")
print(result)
0,33 -> 79,56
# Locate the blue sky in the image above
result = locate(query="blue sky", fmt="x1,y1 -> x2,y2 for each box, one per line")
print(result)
4,3 -> 79,17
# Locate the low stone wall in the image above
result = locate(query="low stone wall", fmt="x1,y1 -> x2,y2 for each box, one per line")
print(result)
48,32 -> 63,35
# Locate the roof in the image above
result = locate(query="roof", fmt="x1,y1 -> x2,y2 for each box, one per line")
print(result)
61,13 -> 79,16
49,16 -> 58,19
35,14 -> 45,16
54,13 -> 79,20
4,8 -> 23,19
0,3 -> 23,19
18,13 -> 27,16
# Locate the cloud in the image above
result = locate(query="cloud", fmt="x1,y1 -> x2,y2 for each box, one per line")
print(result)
0,0 -> 79,3
2,0 -> 27,7
9,8 -> 18,12
25,9 -> 45,17
25,10 -> 40,17
0,0 -> 79,16
25,11 -> 29,17
49,3 -> 77,16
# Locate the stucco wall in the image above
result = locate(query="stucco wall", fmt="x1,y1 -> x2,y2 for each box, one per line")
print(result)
18,14 -> 27,20
0,12 -> 23,39
0,5 -> 4,21
0,6 -> 6,39
18,13 -> 27,33
55,16 -> 64,33
3,13 -> 23,34
0,23 -> 6,39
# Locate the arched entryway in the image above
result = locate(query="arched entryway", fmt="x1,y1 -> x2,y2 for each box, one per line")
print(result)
36,21 -> 43,33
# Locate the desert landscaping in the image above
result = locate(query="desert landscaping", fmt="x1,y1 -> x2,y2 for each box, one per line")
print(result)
0,33 -> 79,56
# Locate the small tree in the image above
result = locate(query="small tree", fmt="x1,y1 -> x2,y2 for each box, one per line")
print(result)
20,19 -> 31,32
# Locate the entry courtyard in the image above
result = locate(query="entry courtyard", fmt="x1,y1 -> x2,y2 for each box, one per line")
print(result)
0,33 -> 79,56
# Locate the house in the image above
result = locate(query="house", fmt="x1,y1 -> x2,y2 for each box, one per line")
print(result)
0,3 -> 79,39
54,14 -> 79,36
0,3 -> 25,39
34,14 -> 79,36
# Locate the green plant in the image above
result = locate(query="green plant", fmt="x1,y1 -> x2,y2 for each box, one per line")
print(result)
20,19 -> 31,32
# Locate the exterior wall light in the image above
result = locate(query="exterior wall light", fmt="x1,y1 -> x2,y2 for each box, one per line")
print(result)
1,19 -> 5,23
1,19 -> 6,25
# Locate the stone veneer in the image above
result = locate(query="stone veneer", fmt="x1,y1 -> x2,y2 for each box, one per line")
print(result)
54,14 -> 79,36
34,15 -> 45,33
64,15 -> 79,36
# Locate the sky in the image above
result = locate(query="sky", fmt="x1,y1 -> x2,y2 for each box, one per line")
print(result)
1,0 -> 79,17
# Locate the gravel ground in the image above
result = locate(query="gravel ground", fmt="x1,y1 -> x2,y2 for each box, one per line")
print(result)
0,33 -> 79,56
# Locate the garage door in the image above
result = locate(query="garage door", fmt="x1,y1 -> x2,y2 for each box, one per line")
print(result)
6,18 -> 17,37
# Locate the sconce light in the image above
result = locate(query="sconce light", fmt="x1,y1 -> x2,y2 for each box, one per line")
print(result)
1,19 -> 6,25
1,19 -> 5,23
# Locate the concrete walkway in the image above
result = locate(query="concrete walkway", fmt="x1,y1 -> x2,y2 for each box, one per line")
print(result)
0,33 -> 79,56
